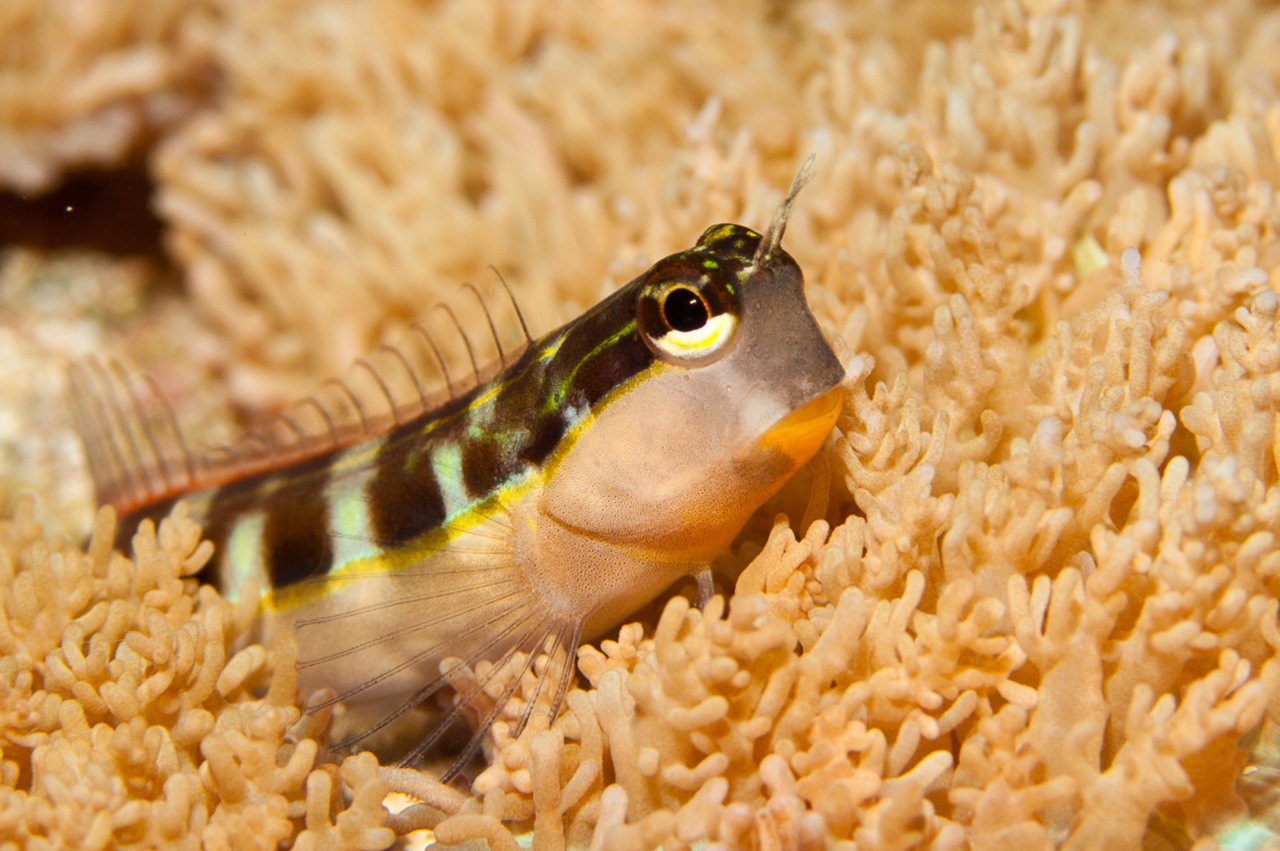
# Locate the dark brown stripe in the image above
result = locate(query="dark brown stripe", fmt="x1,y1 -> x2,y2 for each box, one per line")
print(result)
460,435 -> 503,500
262,479 -> 334,588
519,409 -> 568,468
572,331 -> 654,408
205,452 -> 339,590
367,445 -> 447,547
196,505 -> 234,588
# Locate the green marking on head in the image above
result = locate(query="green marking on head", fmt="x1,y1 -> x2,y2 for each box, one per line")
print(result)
540,319 -> 638,417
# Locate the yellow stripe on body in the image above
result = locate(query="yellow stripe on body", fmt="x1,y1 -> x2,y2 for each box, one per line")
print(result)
263,474 -> 537,613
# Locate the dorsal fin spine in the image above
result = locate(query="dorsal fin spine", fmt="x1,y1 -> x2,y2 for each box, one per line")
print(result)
69,358 -> 197,517
321,377 -> 369,436
114,360 -> 174,494
464,281 -> 508,368
73,278 -> 538,521
276,411 -> 309,453
142,372 -> 197,488
410,322 -> 454,397
490,266 -> 533,346
298,396 -> 340,445
355,357 -> 401,425
101,360 -> 148,505
377,343 -> 427,412
434,302 -> 481,385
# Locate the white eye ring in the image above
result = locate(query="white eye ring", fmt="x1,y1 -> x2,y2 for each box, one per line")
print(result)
652,311 -> 737,360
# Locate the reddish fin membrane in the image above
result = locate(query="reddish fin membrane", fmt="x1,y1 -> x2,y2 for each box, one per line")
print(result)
70,277 -> 534,519
68,358 -> 200,517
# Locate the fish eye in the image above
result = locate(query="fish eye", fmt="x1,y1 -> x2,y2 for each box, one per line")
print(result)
663,287 -> 709,332
639,281 -> 738,365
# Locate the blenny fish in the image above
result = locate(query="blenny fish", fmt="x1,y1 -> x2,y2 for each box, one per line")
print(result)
71,162 -> 845,779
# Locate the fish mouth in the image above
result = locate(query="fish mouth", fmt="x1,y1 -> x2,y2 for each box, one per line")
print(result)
758,386 -> 843,463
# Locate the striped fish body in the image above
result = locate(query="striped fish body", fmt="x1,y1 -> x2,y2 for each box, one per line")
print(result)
76,177 -> 845,771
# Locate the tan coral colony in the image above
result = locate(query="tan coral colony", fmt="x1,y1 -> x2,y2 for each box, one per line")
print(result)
2,0 -> 1280,848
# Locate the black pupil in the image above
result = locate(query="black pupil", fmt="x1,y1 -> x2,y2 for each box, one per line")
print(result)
663,288 -> 709,332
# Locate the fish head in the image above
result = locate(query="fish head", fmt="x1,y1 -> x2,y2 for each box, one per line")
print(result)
541,220 -> 846,566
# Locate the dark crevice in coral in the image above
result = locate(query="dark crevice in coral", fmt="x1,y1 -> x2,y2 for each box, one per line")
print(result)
0,159 -> 168,262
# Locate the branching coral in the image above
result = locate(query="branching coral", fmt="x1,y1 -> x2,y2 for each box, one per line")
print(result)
0,500 -> 393,851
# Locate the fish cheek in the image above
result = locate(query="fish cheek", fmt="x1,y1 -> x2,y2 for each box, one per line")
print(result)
541,374 -> 773,557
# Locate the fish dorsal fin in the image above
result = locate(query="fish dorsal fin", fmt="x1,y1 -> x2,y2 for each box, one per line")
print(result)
68,358 -> 203,517
72,278 -> 535,517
